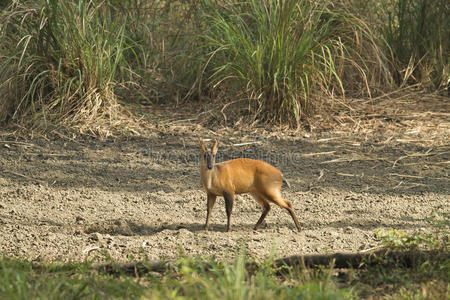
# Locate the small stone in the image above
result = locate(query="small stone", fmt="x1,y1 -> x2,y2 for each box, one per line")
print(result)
90,233 -> 102,242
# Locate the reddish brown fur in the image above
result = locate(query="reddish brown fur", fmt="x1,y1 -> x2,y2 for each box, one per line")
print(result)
200,139 -> 302,232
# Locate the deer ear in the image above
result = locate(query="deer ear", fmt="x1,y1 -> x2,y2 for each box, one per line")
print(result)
212,139 -> 219,155
199,139 -> 206,153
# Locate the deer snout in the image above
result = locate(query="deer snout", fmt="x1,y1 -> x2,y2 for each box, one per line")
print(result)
206,153 -> 213,169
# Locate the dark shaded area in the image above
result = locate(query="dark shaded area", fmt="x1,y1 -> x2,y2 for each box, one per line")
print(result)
83,219 -> 207,236
0,132 -> 448,196
274,249 -> 449,269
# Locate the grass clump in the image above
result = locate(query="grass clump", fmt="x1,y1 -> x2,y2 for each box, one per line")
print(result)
375,211 -> 449,252
145,249 -> 354,300
0,0 -> 134,135
199,0 -> 390,126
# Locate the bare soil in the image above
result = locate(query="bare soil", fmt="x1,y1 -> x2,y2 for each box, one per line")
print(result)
0,95 -> 448,263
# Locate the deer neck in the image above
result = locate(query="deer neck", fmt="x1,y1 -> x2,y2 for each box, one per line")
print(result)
200,163 -> 216,191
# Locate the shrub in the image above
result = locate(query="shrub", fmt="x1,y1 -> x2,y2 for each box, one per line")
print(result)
0,0 -> 132,134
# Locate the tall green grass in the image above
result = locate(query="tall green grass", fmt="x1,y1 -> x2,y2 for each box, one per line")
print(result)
0,0 -> 447,132
199,0 -> 390,125
0,0 -> 132,133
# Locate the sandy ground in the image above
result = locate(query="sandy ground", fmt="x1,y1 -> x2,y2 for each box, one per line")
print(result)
0,99 -> 449,263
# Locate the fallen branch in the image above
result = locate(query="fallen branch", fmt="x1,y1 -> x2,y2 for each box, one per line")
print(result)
300,151 -> 335,157
232,141 -> 262,147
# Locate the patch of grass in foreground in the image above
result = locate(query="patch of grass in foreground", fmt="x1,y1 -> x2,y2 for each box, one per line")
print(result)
1,245 -> 448,299
0,258 -> 144,299
1,215 -> 448,299
0,252 -> 353,300
145,251 -> 353,300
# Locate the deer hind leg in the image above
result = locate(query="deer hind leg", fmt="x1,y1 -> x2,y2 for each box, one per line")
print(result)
266,190 -> 302,232
252,193 -> 271,231
205,193 -> 217,231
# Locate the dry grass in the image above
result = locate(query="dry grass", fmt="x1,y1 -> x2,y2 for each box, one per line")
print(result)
144,91 -> 448,143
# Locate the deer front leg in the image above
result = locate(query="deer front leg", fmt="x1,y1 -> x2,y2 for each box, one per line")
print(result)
205,193 -> 216,231
223,191 -> 234,232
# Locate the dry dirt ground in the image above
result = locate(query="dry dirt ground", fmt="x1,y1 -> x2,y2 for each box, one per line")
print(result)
0,96 -> 449,264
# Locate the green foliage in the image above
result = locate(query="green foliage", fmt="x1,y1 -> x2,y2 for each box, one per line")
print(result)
0,258 -> 144,299
146,249 -> 354,300
364,213 -> 450,298
375,228 -> 435,250
0,251 -> 355,300
375,211 -> 449,251
1,238 -> 448,299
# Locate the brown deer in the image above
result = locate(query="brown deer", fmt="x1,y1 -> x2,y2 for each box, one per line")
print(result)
200,139 -> 301,232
